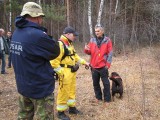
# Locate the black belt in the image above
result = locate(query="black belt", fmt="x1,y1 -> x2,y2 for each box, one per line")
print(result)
60,64 -> 73,68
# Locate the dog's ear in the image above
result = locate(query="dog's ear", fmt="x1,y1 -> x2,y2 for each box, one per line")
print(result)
115,72 -> 120,76
111,72 -> 116,75
111,72 -> 114,77
112,72 -> 120,77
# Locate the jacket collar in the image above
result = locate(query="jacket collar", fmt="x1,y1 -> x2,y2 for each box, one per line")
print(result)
15,16 -> 47,32
59,35 -> 72,46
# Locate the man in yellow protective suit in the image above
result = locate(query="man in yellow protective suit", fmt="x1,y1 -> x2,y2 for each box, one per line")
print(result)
50,26 -> 89,120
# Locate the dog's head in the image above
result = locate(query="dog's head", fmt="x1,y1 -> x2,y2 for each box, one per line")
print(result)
109,72 -> 121,80
109,72 -> 123,86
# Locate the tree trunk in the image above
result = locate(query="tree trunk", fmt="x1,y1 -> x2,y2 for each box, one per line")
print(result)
109,0 -> 112,36
37,0 -> 41,4
9,0 -> 12,31
66,0 -> 70,26
113,0 -> 118,46
88,0 -> 93,37
129,0 -> 138,50
97,0 -> 104,26
3,0 -> 7,30
82,0 -> 87,42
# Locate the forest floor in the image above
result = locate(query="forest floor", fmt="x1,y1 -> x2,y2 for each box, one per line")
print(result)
0,44 -> 160,120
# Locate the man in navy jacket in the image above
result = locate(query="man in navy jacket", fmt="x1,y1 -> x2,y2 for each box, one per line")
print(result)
11,2 -> 60,119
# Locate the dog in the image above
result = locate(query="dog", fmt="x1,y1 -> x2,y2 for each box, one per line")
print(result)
109,72 -> 123,101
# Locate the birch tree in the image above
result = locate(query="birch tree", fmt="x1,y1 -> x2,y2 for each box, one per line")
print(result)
38,0 -> 41,5
66,0 -> 70,26
88,0 -> 93,37
97,0 -> 104,26
88,0 -> 104,38
9,0 -> 12,31
113,0 -> 119,45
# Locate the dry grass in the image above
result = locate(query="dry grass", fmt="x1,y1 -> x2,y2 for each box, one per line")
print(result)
0,45 -> 160,120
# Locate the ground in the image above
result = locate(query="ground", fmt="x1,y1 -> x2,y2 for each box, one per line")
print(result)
0,45 -> 160,120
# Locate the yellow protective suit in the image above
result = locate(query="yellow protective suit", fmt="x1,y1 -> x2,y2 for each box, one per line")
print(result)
50,35 -> 87,112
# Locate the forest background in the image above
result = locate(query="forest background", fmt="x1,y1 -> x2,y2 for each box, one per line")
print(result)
0,0 -> 160,52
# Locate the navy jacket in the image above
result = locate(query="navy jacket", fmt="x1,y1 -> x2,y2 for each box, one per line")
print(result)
11,16 -> 60,99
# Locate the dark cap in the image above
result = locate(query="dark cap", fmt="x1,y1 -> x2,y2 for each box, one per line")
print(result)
63,26 -> 79,36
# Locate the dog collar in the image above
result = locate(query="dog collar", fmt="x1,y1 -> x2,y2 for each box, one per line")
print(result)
111,76 -> 121,79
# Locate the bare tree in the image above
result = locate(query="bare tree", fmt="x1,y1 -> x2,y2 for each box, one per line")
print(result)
88,0 -> 93,37
9,0 -> 12,31
66,0 -> 70,26
129,0 -> 138,50
97,0 -> 104,26
113,0 -> 119,46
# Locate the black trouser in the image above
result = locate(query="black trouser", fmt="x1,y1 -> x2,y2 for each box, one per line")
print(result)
91,67 -> 111,102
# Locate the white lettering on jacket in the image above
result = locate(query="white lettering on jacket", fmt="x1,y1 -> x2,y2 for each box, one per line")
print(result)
10,41 -> 23,55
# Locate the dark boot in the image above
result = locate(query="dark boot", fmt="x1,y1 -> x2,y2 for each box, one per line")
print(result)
69,107 -> 83,115
57,111 -> 70,120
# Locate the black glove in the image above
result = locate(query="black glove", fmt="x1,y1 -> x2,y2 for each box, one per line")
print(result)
71,64 -> 79,72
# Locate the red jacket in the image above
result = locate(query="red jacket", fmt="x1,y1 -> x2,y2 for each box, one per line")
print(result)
84,36 -> 112,69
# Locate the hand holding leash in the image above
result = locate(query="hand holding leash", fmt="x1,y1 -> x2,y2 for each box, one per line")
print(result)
85,62 -> 90,70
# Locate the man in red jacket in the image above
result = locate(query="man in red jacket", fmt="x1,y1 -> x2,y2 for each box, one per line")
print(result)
84,24 -> 113,106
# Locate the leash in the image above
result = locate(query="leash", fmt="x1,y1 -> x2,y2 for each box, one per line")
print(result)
110,75 -> 121,79
85,64 -> 105,73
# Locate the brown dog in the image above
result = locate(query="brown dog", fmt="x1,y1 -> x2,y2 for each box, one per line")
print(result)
109,72 -> 123,101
